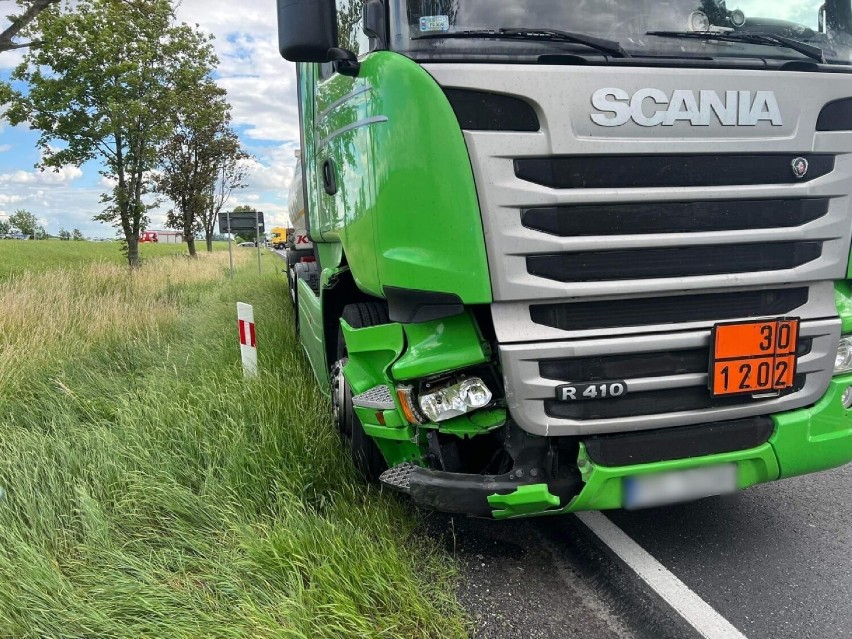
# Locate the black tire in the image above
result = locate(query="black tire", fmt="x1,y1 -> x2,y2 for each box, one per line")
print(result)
332,302 -> 390,482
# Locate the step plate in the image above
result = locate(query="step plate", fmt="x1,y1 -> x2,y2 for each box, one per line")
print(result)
352,384 -> 395,410
380,463 -> 418,493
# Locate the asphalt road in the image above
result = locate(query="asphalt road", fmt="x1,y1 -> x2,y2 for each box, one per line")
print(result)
434,463 -> 852,638
607,462 -> 852,639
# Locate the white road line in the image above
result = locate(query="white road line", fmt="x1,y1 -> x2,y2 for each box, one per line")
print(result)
575,511 -> 749,639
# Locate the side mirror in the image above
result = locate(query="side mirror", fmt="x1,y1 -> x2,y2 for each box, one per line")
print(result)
277,0 -> 337,62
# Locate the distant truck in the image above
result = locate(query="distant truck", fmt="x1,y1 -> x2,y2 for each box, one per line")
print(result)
269,227 -> 290,250
285,151 -> 314,304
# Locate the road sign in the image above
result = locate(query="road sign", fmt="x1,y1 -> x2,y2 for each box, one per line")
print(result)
222,211 -> 265,277
219,211 -> 265,234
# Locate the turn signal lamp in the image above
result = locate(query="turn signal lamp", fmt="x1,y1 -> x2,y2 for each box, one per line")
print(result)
834,336 -> 852,374
396,385 -> 422,424
418,377 -> 493,423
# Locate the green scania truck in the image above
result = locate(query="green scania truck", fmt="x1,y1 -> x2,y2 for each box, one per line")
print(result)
277,0 -> 852,518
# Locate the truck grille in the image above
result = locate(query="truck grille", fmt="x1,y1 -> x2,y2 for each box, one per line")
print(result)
527,241 -> 821,282
530,287 -> 809,332
522,198 -> 830,236
543,377 -> 806,420
514,153 -> 835,189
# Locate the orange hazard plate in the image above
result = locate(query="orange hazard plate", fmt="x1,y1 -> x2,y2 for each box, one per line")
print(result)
709,318 -> 799,396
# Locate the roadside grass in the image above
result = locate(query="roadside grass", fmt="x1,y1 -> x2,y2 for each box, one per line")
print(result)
0,252 -> 466,638
0,239 -> 229,280
0,253 -> 231,394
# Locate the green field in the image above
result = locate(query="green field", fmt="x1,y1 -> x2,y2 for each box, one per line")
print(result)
0,239 -> 231,280
0,243 -> 465,638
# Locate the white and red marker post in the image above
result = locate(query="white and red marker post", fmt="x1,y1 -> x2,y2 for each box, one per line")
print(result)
237,302 -> 258,378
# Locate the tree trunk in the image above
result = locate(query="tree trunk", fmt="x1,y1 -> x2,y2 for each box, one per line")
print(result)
205,232 -> 213,252
127,235 -> 140,269
186,234 -> 197,257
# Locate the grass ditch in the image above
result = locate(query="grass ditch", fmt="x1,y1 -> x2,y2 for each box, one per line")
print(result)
0,251 -> 467,638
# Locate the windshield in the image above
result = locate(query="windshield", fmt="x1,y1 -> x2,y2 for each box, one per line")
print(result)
390,0 -> 852,65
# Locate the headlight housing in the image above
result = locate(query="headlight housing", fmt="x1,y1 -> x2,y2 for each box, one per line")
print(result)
834,336 -> 852,374
417,377 -> 494,423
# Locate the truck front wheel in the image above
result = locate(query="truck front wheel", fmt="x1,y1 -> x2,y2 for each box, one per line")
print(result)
331,302 -> 389,482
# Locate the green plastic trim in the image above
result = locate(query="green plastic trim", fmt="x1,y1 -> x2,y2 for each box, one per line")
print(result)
341,320 -> 425,466
317,243 -> 344,277
372,435 -> 425,466
359,420 -> 423,464
341,320 -> 404,396
565,443 -> 780,512
436,408 -> 507,438
835,281 -> 852,334
355,422 -> 416,442
358,416 -> 414,441
392,311 -> 488,380
296,278 -> 328,391
771,373 -> 852,478
488,484 -> 561,520
381,409 -> 404,428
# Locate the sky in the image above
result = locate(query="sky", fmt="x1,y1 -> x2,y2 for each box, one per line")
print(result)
0,0 -> 299,238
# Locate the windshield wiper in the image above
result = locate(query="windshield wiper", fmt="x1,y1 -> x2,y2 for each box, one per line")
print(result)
414,27 -> 631,58
647,30 -> 825,63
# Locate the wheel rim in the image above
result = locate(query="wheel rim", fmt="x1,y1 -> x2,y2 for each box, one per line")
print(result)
330,358 -> 351,440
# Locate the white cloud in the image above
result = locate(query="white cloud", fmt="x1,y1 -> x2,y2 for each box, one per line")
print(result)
177,0 -> 300,144
243,144 -> 298,191
0,165 -> 83,185
0,193 -> 23,205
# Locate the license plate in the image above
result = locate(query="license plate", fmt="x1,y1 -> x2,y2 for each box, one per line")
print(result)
623,464 -> 738,510
709,318 -> 799,396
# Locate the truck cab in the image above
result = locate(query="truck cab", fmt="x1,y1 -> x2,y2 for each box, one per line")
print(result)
269,227 -> 289,250
278,0 -> 852,518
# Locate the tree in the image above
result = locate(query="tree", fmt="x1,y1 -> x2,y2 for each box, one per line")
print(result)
157,79 -> 237,257
71,227 -> 83,240
9,208 -> 37,236
202,126 -> 248,252
0,0 -> 60,53
0,219 -> 9,236
33,224 -> 48,240
2,0 -> 217,268
58,226 -> 70,240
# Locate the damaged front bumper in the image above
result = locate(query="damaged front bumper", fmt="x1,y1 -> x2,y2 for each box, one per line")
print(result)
379,415 -> 781,520
342,310 -> 852,520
